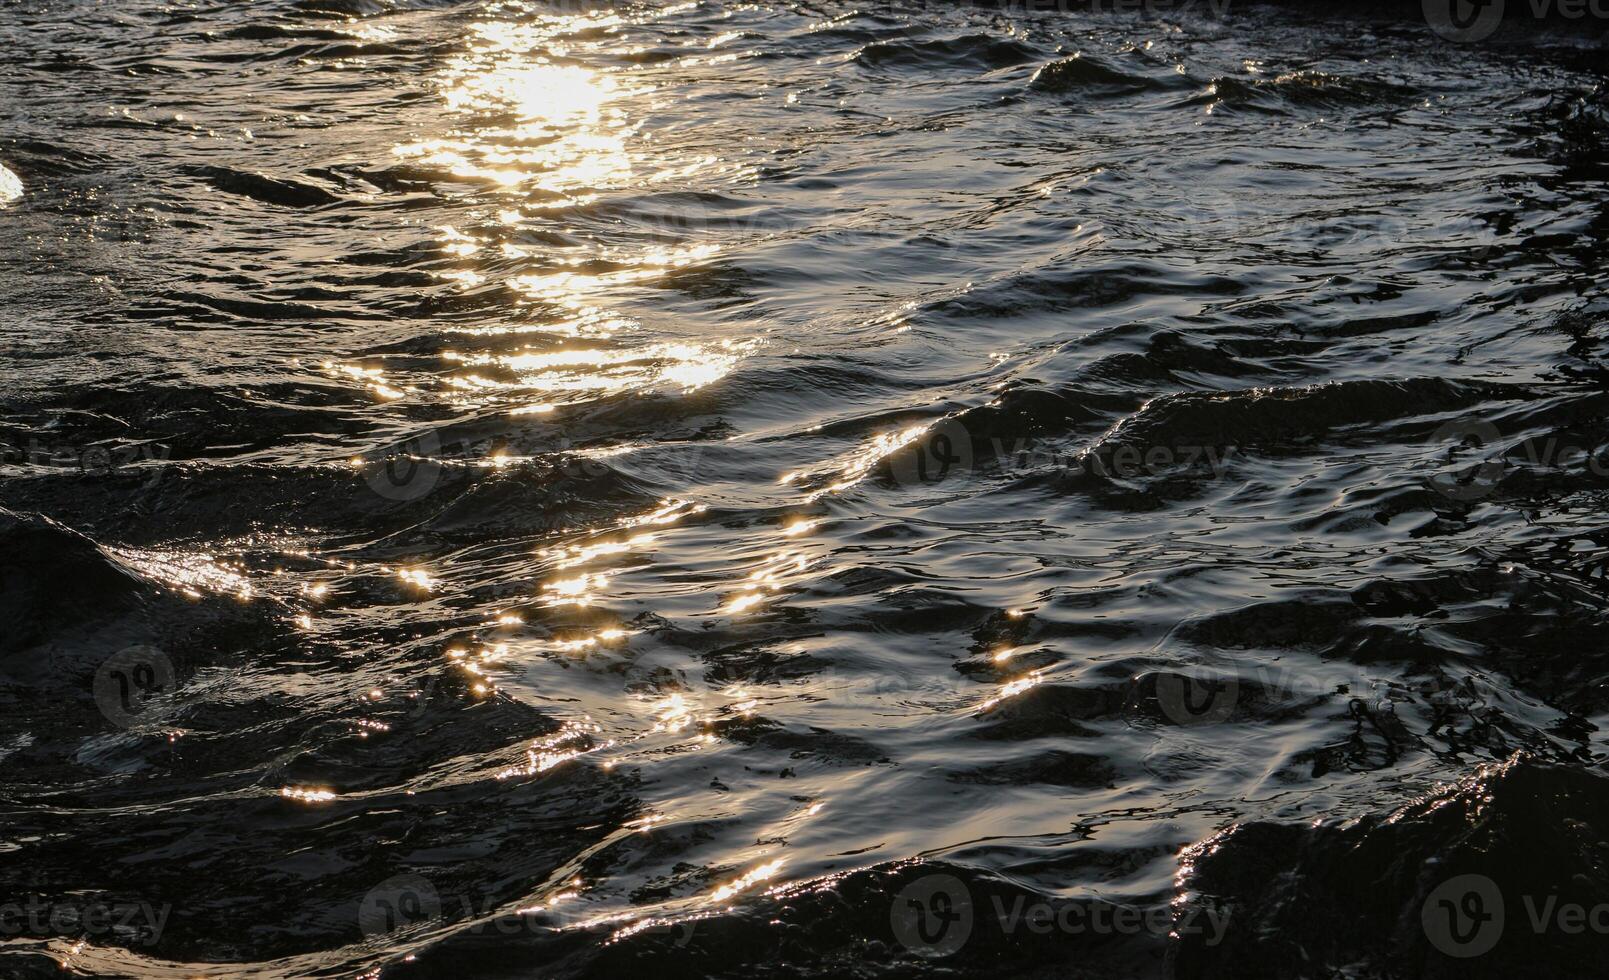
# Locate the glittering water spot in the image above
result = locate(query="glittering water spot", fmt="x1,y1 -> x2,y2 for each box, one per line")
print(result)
0,163 -> 21,205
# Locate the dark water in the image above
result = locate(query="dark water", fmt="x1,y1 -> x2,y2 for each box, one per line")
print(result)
4,0 -> 1609,976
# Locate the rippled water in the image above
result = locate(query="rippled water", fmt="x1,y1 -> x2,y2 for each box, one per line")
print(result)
4,1 -> 1609,976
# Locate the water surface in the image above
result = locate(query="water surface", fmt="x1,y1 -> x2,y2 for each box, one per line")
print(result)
3,1 -> 1609,976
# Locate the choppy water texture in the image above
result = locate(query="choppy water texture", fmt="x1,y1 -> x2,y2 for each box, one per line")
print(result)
4,1 -> 1609,976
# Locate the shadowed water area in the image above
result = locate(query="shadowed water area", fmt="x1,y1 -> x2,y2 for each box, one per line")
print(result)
3,0 -> 1609,976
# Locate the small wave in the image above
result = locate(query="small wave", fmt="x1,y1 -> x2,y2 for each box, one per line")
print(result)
1191,70 -> 1419,114
219,25 -> 353,41
1028,52 -> 1176,96
1087,377 -> 1520,455
0,508 -> 274,753
185,165 -> 343,209
0,508 -> 147,658
1181,758 -> 1609,976
854,33 -> 1041,72
292,0 -> 389,18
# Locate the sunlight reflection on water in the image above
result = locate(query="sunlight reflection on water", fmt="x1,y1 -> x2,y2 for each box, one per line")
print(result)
0,162 -> 20,205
